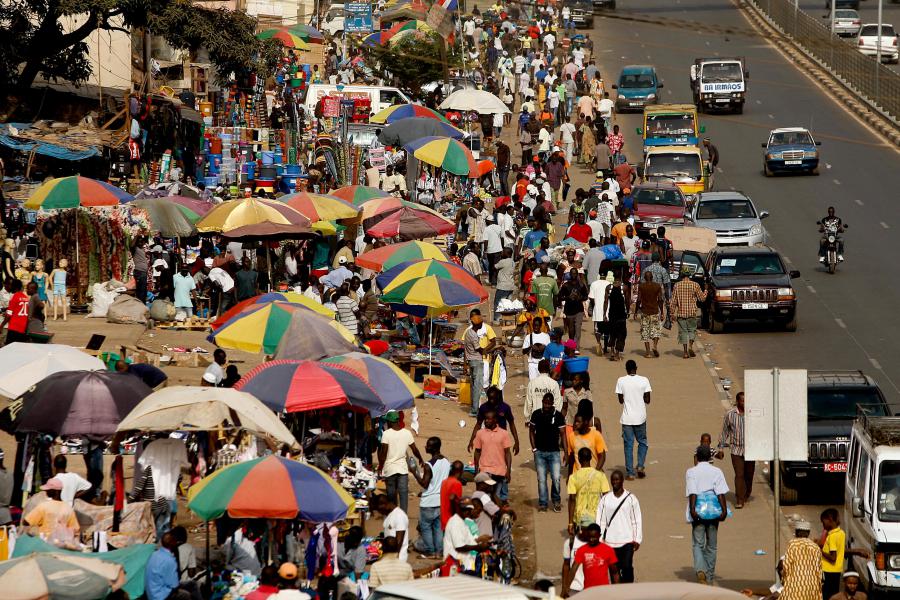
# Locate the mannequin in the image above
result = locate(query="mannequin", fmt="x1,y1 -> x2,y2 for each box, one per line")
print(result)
32,259 -> 48,302
51,258 -> 68,321
15,258 -> 32,289
0,239 -> 14,287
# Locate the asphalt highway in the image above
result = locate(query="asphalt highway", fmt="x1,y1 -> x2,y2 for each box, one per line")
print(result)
589,0 -> 900,411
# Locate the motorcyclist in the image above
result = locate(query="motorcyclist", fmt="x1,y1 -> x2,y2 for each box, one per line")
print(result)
818,206 -> 844,263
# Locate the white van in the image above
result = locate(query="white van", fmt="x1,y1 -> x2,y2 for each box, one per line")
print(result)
844,414 -> 900,597
304,84 -> 411,119
320,5 -> 344,36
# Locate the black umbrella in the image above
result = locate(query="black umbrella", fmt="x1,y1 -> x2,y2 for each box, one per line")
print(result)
377,117 -> 466,146
15,370 -> 152,437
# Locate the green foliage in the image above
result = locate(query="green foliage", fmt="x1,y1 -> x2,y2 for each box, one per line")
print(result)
366,32 -> 450,95
0,0 -> 275,90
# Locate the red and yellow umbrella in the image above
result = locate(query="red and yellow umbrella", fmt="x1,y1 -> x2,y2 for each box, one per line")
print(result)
276,192 -> 360,222
196,197 -> 312,239
25,176 -> 133,209
211,292 -> 333,331
365,205 -> 455,240
331,185 -> 391,205
355,240 -> 448,271
405,136 -> 478,177
256,28 -> 310,50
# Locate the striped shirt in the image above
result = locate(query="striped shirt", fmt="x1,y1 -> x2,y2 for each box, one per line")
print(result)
717,407 -> 745,457
368,554 -> 414,588
335,296 -> 359,335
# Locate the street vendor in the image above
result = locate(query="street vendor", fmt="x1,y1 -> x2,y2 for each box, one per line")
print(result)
23,477 -> 80,543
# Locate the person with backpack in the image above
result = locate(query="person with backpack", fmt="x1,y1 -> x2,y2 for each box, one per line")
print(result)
596,469 -> 643,583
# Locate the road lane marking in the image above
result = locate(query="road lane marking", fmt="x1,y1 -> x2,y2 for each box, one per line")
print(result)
870,358 -> 883,370
824,163 -> 832,169
832,179 -> 841,185
881,222 -> 890,229
835,318 -> 847,329
755,100 -> 762,104
807,285 -> 817,294
767,114 -> 775,119
855,199 -> 864,206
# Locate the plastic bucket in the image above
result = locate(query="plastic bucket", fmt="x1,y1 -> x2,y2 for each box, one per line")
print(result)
246,163 -> 256,180
563,356 -> 590,373
210,138 -> 223,154
259,166 -> 278,180
284,164 -> 301,176
260,151 -> 276,165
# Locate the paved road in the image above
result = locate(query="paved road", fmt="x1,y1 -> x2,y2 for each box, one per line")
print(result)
592,0 -> 900,404
799,0 -> 900,73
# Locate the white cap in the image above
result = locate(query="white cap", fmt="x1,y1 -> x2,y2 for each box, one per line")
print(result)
338,256 -> 348,265
204,258 -> 214,268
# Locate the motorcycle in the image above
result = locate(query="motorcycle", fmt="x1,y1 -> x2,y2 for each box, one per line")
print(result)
817,220 -> 848,274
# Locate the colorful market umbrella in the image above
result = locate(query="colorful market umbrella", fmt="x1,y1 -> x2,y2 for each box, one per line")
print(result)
285,23 -> 325,42
187,455 -> 355,521
14,371 -> 152,436
380,275 -> 483,317
256,28 -> 310,49
163,195 -> 214,220
377,259 -> 488,303
274,311 -> 361,361
234,360 -> 388,415
211,292 -> 333,331
209,301 -> 355,355
387,28 -> 430,44
378,118 -> 466,146
25,176 -> 133,209
0,343 -> 104,399
365,204 -> 455,240
355,240 -> 447,271
0,552 -> 126,600
276,192 -> 360,222
357,196 -> 406,222
116,386 -> 298,447
370,104 -> 450,125
322,352 -> 421,410
132,197 -> 197,237
362,31 -> 394,47
196,197 -> 312,239
331,185 -> 390,206
405,136 -> 477,177
387,19 -> 433,35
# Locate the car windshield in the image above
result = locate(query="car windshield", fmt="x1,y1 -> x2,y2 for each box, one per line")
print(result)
860,24 -> 896,36
879,461 -> 900,522
696,199 -> 757,220
634,188 -> 684,206
620,73 -> 655,88
646,115 -> 696,138
807,389 -> 888,420
701,62 -> 743,82
713,254 -> 784,276
646,154 -> 701,179
769,131 -> 814,145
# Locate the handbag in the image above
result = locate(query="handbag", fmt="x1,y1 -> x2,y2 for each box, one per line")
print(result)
693,490 -> 724,520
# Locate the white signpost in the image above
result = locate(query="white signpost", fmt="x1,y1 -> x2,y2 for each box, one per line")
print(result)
744,368 -> 808,560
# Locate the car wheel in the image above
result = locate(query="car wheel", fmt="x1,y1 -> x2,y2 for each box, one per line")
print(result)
763,162 -> 773,177
779,475 -> 800,504
735,104 -> 744,115
810,166 -> 820,176
708,316 -> 724,334
783,314 -> 798,332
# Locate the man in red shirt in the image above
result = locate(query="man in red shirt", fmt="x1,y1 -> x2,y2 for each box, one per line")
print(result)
565,212 -> 593,244
2,279 -> 29,345
245,565 -> 280,600
564,523 -> 619,594
439,460 -> 464,530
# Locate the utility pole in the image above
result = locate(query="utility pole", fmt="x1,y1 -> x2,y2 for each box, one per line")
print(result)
875,0 -> 883,104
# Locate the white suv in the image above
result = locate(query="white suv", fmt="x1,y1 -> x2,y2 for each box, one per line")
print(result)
857,23 -> 899,63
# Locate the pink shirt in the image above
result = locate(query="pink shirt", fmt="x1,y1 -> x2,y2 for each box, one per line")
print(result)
474,426 -> 512,476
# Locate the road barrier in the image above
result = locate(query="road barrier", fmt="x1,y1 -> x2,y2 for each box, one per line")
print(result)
750,0 -> 900,124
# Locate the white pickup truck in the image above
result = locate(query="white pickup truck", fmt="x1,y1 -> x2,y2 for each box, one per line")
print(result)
690,57 -> 748,114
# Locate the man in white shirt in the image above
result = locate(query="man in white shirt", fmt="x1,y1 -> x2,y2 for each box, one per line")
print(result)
685,445 -> 729,584
377,411 -> 423,513
377,494 -> 410,562
615,360 -> 652,481
52,455 -> 92,505
482,217 -> 504,286
597,92 -> 615,129
203,349 -> 227,386
559,116 -> 577,164
208,266 -> 235,317
596,469 -> 643,583
525,359 -> 563,422
138,436 -> 189,536
588,273 -> 611,356
543,32 -> 555,52
443,500 -> 490,572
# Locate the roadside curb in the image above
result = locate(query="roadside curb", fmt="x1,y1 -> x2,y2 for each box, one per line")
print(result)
696,336 -> 735,411
738,0 -> 900,148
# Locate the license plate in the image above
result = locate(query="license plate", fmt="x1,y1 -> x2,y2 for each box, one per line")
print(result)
715,98 -> 731,103
785,160 -> 803,165
824,462 -> 848,473
629,102 -> 641,106
742,302 -> 768,310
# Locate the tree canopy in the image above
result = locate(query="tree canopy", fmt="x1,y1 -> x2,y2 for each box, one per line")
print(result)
365,32 -> 452,95
0,0 -> 280,91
